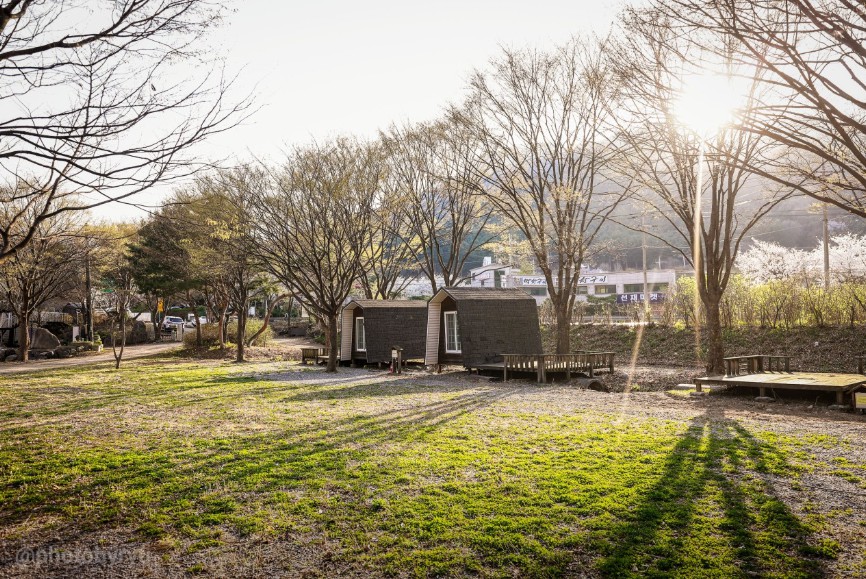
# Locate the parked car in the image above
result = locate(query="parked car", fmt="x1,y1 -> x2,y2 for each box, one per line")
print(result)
161,316 -> 185,331
184,316 -> 208,328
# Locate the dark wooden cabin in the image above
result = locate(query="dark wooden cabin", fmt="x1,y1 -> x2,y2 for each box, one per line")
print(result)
339,299 -> 428,365
424,287 -> 542,369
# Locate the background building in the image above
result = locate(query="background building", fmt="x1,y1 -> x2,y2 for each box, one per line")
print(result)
468,257 -> 681,306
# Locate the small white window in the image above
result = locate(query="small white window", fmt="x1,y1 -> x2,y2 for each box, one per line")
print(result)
444,311 -> 461,353
355,317 -> 366,351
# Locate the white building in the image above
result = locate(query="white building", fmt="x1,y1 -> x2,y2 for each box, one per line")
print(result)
468,259 -> 680,306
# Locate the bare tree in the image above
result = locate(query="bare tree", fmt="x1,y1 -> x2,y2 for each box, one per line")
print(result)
613,10 -> 791,373
94,223 -> 144,369
190,170 -> 273,363
247,139 -> 379,372
455,38 -> 632,353
381,120 -> 495,293
648,0 -> 866,217
0,208 -> 84,361
357,187 -> 420,299
0,0 -> 250,263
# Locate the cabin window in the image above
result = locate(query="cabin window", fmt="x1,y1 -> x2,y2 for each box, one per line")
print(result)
444,311 -> 461,353
355,317 -> 366,351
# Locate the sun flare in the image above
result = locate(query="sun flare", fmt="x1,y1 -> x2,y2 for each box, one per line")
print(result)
675,73 -> 740,136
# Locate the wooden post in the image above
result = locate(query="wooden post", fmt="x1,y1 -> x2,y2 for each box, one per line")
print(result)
391,346 -> 403,375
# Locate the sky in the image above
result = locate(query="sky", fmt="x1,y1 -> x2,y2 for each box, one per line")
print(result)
102,0 -> 632,220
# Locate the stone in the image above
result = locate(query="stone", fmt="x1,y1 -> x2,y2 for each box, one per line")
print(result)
31,327 -> 60,350
5,354 -> 17,362
755,396 -> 775,402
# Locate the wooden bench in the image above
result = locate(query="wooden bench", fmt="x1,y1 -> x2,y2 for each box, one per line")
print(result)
724,354 -> 791,376
499,351 -> 615,383
301,347 -> 325,365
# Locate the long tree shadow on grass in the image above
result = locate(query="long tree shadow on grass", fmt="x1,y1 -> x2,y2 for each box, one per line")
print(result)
0,385 -> 517,541
593,408 -> 826,577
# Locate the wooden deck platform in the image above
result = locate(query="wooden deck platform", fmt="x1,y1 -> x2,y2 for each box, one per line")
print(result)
473,351 -> 615,383
694,371 -> 866,405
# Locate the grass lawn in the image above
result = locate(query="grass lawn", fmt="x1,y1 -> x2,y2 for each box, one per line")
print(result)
1,356 -> 865,577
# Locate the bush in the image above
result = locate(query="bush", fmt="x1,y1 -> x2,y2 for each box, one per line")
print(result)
183,319 -> 274,348
183,323 -> 220,348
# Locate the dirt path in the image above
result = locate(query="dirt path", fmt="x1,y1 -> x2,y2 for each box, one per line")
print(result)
0,342 -> 182,375
0,336 -> 327,376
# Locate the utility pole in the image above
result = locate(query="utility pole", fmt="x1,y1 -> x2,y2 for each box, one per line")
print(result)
642,213 -> 650,322
823,203 -> 830,291
85,253 -> 94,341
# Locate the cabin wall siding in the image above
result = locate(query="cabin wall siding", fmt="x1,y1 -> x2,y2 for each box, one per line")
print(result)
425,301 -> 441,365
340,307 -> 354,361
426,287 -> 542,369
363,306 -> 427,363
457,298 -> 542,367
340,300 -> 428,365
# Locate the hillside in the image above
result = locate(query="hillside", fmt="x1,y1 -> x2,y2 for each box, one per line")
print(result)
548,324 -> 866,373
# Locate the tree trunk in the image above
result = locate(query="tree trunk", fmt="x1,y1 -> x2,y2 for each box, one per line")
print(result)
704,292 -> 725,375
85,255 -> 94,341
218,306 -> 228,350
552,297 -> 571,355
195,313 -> 202,347
151,307 -> 159,342
326,313 -> 338,372
16,285 -> 31,362
186,291 -> 201,347
113,313 -> 127,370
17,311 -> 30,362
236,308 -> 246,362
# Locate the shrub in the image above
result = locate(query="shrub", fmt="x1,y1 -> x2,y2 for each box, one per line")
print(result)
183,323 -> 221,348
